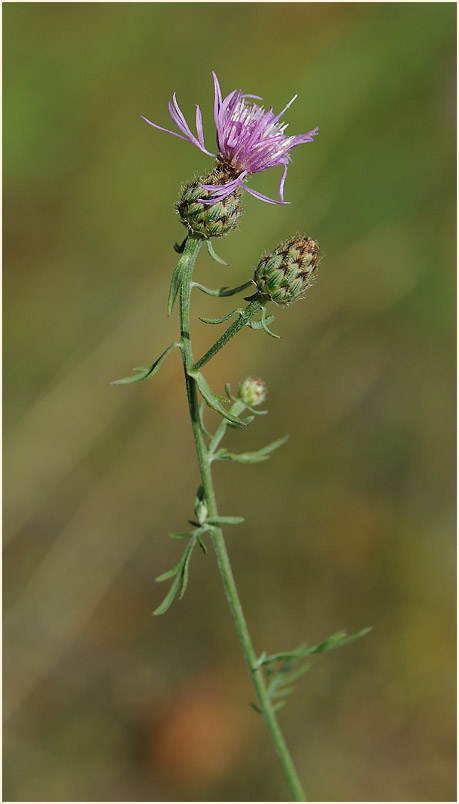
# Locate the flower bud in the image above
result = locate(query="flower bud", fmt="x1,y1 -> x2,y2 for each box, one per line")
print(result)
253,236 -> 320,304
238,377 -> 267,407
177,164 -> 243,238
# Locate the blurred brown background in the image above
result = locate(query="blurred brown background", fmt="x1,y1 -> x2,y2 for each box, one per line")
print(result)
3,3 -> 456,801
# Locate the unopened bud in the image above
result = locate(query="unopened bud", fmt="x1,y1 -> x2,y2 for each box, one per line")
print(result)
238,377 -> 267,407
177,165 -> 243,238
254,236 -> 320,304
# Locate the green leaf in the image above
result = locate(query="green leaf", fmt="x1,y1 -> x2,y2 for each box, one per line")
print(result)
243,405 -> 268,417
153,535 -> 203,615
168,532 -> 193,539
179,541 -> 196,599
197,536 -> 207,555
153,572 -> 183,616
216,435 -> 288,464
168,258 -> 186,315
199,309 -> 242,325
272,701 -> 286,713
206,516 -> 244,525
260,307 -> 281,339
111,342 -> 181,385
155,564 -> 180,582
192,281 -> 253,298
191,372 -> 247,428
280,662 -> 312,686
206,238 -> 229,266
247,314 -> 275,330
308,627 -> 373,654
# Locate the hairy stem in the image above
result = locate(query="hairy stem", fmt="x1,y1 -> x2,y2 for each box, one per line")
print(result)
194,296 -> 263,370
178,233 -> 306,802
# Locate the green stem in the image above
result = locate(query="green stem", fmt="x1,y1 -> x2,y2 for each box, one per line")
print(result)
194,296 -> 263,370
207,399 -> 246,458
178,233 -> 306,802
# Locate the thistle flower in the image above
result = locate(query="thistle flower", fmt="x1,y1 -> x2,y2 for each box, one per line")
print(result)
254,236 -> 321,305
142,72 -> 319,206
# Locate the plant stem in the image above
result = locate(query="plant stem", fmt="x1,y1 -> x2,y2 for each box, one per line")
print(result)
194,297 -> 263,370
178,233 -> 306,802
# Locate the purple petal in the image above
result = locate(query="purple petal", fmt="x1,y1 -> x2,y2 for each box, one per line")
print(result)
195,104 -> 203,141
272,94 -> 298,125
278,164 -> 288,202
141,116 -> 191,144
243,184 -> 289,205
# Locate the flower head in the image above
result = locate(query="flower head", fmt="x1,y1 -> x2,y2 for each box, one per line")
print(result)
142,72 -> 318,206
254,236 -> 321,305
238,377 -> 267,407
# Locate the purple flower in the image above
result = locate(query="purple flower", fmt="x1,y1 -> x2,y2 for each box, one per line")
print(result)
142,72 -> 319,205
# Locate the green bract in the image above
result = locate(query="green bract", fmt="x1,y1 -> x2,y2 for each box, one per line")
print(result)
177,165 -> 243,238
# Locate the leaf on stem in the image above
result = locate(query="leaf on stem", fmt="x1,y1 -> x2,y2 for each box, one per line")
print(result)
153,532 -> 206,616
247,314 -> 275,330
168,532 -> 193,539
260,307 -> 281,339
192,281 -> 254,298
168,257 -> 186,315
308,627 -> 373,654
155,564 -> 181,582
206,238 -> 229,266
206,515 -> 244,525
215,435 -> 289,464
110,342 -> 181,385
191,371 -> 247,428
199,309 -> 243,325
256,627 -> 372,709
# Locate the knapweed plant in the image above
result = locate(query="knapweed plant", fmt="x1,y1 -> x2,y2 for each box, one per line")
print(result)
113,73 -> 369,802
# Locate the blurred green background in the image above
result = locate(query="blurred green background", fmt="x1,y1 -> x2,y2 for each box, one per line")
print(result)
3,3 -> 456,801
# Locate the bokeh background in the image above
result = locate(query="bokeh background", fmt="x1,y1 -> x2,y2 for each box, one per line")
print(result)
3,3 -> 456,802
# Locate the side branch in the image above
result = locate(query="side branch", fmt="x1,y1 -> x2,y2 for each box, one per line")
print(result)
193,296 -> 264,370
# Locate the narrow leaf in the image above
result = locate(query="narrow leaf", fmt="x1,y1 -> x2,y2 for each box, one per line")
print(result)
168,532 -> 193,540
243,405 -> 268,417
111,342 -> 181,385
197,536 -> 207,555
206,516 -> 244,525
191,372 -> 247,428
153,572 -> 182,616
179,540 -> 197,599
155,564 -> 180,582
280,662 -> 312,686
248,314 -> 275,330
216,436 -> 288,464
260,307 -> 280,339
206,238 -> 229,266
199,309 -> 242,325
193,280 -> 254,297
168,259 -> 185,315
272,701 -> 286,713
273,686 -> 297,699
309,627 -> 373,654
249,703 -> 262,715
